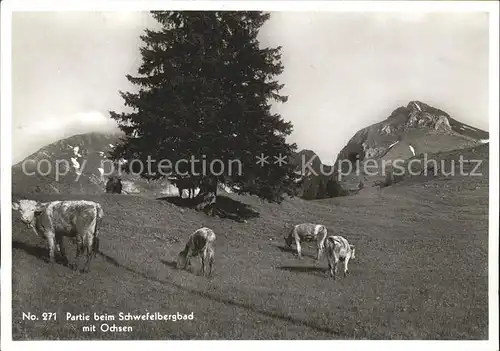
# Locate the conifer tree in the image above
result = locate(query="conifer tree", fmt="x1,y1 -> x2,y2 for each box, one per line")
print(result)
110,11 -> 300,209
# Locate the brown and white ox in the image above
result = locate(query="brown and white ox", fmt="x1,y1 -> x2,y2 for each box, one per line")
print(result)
176,227 -> 216,277
284,223 -> 328,260
324,235 -> 356,280
12,199 -> 104,272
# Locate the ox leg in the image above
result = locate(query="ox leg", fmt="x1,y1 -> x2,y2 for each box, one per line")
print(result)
79,245 -> 87,273
343,257 -> 350,277
80,246 -> 89,273
46,235 -> 56,264
328,257 -> 338,280
92,236 -> 100,258
56,236 -> 69,266
200,248 -> 209,276
201,248 -> 214,277
74,236 -> 84,271
183,254 -> 191,270
316,241 -> 324,261
78,234 -> 92,273
318,234 -> 327,261
327,256 -> 333,279
83,249 -> 92,273
81,238 -> 93,273
295,239 -> 303,259
180,248 -> 191,271
207,249 -> 215,277
201,255 -> 206,276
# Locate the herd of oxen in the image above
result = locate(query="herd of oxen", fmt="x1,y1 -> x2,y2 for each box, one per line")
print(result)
11,198 -> 356,279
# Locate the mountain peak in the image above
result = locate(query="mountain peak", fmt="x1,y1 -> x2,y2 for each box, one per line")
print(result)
335,101 -> 488,166
406,100 -> 449,116
380,100 -> 455,137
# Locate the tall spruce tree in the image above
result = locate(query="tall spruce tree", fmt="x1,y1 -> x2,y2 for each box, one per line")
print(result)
110,11 -> 300,210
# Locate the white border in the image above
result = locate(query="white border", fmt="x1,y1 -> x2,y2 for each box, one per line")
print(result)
1,0 -> 14,349
0,0 -> 499,12
487,1 -> 500,349
1,1 -> 499,351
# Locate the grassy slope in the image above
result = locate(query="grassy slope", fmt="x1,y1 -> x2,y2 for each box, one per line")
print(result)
11,147 -> 489,340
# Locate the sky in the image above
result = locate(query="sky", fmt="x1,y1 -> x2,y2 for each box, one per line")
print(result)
11,11 -> 490,165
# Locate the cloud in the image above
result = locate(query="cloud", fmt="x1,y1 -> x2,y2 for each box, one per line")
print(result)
11,11 -> 490,164
18,111 -> 119,137
13,111 -> 120,163
11,11 -> 151,163
262,12 -> 489,162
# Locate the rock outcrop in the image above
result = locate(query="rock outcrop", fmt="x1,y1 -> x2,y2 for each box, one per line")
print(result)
331,100 -> 489,194
335,100 -> 488,166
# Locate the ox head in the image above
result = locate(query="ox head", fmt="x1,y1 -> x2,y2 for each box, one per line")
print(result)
12,199 -> 43,228
284,230 -> 294,248
282,223 -> 294,247
176,251 -> 188,269
350,245 -> 356,259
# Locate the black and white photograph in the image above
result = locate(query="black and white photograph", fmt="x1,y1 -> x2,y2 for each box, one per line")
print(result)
1,0 -> 499,348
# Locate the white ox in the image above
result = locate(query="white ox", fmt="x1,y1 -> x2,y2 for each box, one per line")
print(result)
284,223 -> 328,260
177,227 -> 216,277
325,235 -> 356,280
12,199 -> 104,272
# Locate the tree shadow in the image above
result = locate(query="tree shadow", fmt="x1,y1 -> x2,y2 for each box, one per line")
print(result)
156,194 -> 260,222
157,196 -> 193,207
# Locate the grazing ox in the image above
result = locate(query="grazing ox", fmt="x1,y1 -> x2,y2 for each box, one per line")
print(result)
106,176 -> 122,194
176,227 -> 216,277
175,177 -> 198,199
284,223 -> 328,260
325,235 -> 356,280
12,199 -> 104,272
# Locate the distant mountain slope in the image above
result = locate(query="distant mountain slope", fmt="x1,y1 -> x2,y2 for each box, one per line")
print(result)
12,101 -> 487,200
12,132 -> 121,195
11,132 -> 246,197
330,101 -> 489,193
289,150 -> 344,199
12,132 -> 207,197
335,101 -> 488,166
